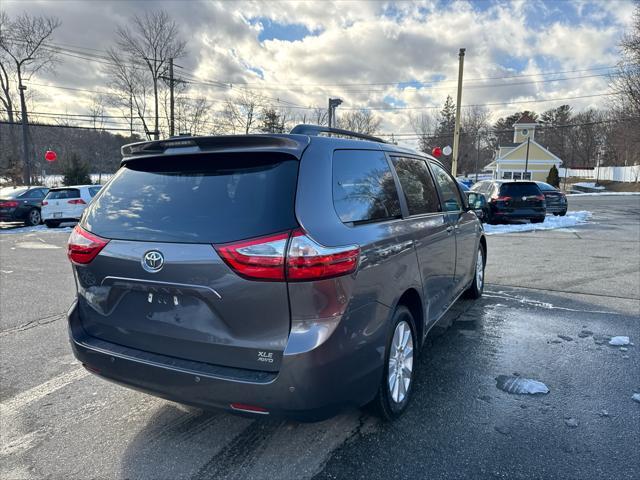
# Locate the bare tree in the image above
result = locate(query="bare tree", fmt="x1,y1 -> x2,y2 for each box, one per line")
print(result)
0,11 -> 60,183
88,95 -> 106,131
337,109 -> 381,134
614,4 -> 640,114
222,91 -> 260,134
410,111 -> 436,153
105,50 -> 152,139
110,10 -> 185,140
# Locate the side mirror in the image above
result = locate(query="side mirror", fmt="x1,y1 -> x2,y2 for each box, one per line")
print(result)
466,192 -> 487,219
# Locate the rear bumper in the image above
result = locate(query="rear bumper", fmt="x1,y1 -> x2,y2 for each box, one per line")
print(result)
67,300 -> 389,421
0,210 -> 20,221
491,207 -> 546,220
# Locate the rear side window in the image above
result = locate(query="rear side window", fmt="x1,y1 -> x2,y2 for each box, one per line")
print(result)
536,182 -> 556,192
500,183 -> 541,196
430,163 -> 463,212
46,189 -> 80,199
333,150 -> 401,224
82,154 -> 299,243
391,157 -> 440,215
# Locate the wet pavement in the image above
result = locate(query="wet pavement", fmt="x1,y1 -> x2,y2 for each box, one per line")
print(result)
1,195 -> 639,480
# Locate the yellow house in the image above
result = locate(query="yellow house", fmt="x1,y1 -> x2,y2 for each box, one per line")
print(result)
485,114 -> 562,182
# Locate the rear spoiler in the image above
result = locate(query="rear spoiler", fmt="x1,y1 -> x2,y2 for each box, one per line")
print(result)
121,135 -> 310,163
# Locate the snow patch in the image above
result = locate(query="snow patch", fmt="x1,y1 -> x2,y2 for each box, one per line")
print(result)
573,182 -> 605,190
484,211 -> 591,235
609,336 -> 630,346
0,224 -> 74,235
496,375 -> 549,395
632,393 -> 640,404
566,192 -> 640,197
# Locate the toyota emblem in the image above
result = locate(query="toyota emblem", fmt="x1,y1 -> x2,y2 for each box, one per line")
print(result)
142,250 -> 164,273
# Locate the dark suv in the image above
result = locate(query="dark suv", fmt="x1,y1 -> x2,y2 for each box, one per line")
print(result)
471,180 -> 546,224
66,126 -> 486,421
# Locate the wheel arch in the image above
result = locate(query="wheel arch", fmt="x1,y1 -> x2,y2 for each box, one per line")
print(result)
394,288 -> 424,351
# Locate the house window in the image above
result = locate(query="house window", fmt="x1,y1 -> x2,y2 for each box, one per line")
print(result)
523,172 -> 532,180
513,172 -> 522,180
521,129 -> 528,136
502,171 -> 512,179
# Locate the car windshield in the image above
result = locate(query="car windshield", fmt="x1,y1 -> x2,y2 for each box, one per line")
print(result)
82,154 -> 299,243
46,189 -> 80,199
499,182 -> 542,196
0,187 -> 28,198
537,182 -> 557,191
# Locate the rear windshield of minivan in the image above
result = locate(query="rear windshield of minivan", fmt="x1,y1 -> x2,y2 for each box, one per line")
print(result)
46,188 -> 80,199
81,154 -> 299,243
499,182 -> 541,196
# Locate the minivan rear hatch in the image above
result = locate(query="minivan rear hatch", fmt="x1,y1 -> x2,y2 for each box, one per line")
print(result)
75,153 -> 299,372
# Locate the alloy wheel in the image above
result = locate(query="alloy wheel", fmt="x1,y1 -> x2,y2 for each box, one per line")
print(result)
388,320 -> 414,404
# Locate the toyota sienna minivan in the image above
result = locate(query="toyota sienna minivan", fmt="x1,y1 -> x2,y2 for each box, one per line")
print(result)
67,125 -> 486,421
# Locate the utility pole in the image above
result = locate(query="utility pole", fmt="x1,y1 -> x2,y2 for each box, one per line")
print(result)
451,48 -> 465,178
169,58 -> 175,137
129,93 -> 133,137
475,129 -> 481,183
524,136 -> 531,179
18,72 -> 31,186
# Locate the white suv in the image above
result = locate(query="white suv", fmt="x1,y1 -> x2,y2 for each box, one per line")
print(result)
42,185 -> 102,228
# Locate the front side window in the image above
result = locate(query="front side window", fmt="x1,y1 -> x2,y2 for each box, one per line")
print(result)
333,150 -> 401,224
430,163 -> 463,212
391,157 -> 440,215
88,187 -> 102,197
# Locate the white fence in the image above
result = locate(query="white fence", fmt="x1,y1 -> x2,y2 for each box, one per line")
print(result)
559,165 -> 640,183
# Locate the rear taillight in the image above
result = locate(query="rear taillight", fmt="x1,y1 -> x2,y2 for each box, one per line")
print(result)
286,229 -> 359,281
42,201 -> 48,206
215,232 -> 289,281
490,195 -> 512,203
0,200 -> 19,208
215,230 -> 360,282
67,225 -> 109,264
68,199 -> 86,205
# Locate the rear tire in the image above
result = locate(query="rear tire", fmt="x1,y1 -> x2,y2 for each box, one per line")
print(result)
25,208 -> 41,227
45,220 -> 60,228
464,245 -> 485,299
368,306 -> 417,421
559,210 -> 567,217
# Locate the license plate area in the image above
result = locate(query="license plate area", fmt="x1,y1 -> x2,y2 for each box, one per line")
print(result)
53,212 -> 63,218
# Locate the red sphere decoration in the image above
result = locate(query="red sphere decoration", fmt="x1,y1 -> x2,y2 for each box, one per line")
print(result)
432,146 -> 442,158
45,150 -> 57,162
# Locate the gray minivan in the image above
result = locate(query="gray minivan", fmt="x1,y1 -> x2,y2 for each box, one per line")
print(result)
67,126 -> 486,421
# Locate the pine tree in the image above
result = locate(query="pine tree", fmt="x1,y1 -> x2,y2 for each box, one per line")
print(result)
546,165 -> 560,188
260,108 -> 284,133
62,153 -> 92,186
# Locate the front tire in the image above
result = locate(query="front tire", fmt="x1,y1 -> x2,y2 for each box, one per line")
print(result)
25,208 -> 41,227
369,306 -> 416,421
531,217 -> 545,224
464,245 -> 485,299
558,210 -> 567,217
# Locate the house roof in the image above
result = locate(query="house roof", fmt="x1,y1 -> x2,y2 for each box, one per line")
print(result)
514,113 -> 537,125
499,143 -> 520,148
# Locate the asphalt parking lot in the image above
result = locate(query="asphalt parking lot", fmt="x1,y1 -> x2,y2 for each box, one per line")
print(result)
1,195 -> 639,480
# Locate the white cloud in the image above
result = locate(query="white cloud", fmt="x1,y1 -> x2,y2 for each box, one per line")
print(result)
1,0 -> 634,144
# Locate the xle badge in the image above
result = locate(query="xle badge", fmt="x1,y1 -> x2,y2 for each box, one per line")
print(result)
257,351 -> 274,363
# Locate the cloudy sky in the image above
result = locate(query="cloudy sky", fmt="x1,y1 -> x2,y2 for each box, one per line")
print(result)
2,0 -> 637,144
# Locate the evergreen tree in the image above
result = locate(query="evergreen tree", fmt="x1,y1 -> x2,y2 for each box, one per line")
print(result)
546,165 -> 560,188
260,108 -> 284,133
62,152 -> 92,186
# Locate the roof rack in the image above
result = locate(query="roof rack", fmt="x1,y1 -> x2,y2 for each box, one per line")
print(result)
290,124 -> 386,144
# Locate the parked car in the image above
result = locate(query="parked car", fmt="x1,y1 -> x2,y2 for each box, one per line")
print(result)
535,181 -> 567,216
471,180 -> 546,224
42,185 -> 102,228
66,125 -> 486,421
0,185 -> 49,226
